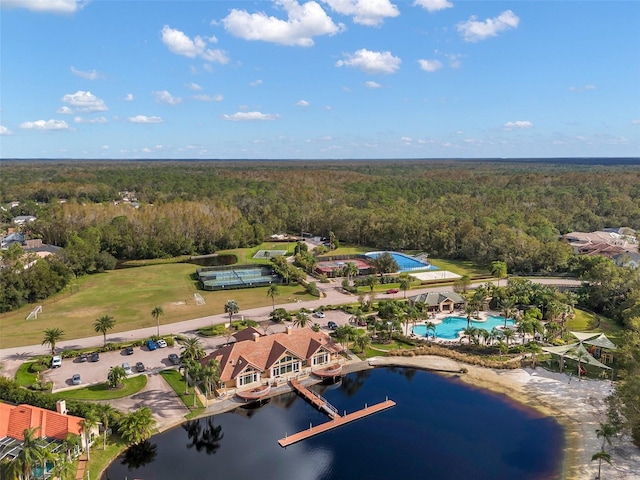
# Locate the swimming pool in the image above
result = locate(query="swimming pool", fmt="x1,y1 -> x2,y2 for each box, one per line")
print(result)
413,315 -> 514,340
364,251 -> 435,272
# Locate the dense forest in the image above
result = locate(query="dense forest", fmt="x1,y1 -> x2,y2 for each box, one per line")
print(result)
1,158 -> 640,444
2,160 -> 640,274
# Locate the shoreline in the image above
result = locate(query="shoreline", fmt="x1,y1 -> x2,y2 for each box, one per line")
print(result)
98,355 -> 640,480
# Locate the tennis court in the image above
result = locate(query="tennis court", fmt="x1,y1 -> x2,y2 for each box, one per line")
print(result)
197,265 -> 283,291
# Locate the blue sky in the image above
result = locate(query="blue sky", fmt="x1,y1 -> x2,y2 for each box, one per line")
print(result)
1,0 -> 639,159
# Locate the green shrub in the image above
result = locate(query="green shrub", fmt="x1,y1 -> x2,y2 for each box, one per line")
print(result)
164,336 -> 175,347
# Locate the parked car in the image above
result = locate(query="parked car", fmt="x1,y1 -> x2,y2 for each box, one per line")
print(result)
122,363 -> 132,375
78,353 -> 88,363
327,321 -> 338,330
168,353 -> 180,365
313,311 -> 325,318
156,339 -> 167,348
135,362 -> 145,373
51,356 -> 62,368
90,352 -> 100,362
125,346 -> 134,355
386,288 -> 399,294
72,374 -> 81,385
146,340 -> 157,351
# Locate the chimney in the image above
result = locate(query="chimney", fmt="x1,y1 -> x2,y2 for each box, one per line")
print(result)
286,326 -> 292,335
56,400 -> 67,415
253,332 -> 260,342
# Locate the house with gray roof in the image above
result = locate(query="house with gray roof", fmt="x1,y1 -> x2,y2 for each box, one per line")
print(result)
407,291 -> 466,313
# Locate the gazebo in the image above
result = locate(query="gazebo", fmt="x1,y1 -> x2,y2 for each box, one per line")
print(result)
541,331 -> 616,378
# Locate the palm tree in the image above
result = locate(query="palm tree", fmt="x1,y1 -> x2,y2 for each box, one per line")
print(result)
266,284 -> 279,311
81,410 -> 99,461
398,274 -> 412,298
62,432 -> 82,462
9,427 -> 50,480
42,327 -> 64,355
93,315 -> 116,346
342,262 -> 359,286
490,260 -> 508,287
354,332 -> 371,353
596,423 -> 617,451
107,365 -> 127,389
180,336 -> 205,362
464,304 -> 475,329
571,347 -> 591,381
502,328 -> 515,347
48,451 -> 74,480
118,407 -> 157,446
293,311 -> 310,328
425,321 -> 436,340
151,305 -> 164,338
479,328 -> 490,345
202,359 -> 221,404
224,300 -> 239,326
499,298 -> 515,328
364,275 -> 378,292
591,450 -> 611,479
94,403 -> 119,450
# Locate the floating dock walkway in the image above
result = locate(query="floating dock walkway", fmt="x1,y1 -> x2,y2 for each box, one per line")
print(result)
278,379 -> 395,447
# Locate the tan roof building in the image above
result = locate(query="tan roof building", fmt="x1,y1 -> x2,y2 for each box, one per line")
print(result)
201,326 -> 343,394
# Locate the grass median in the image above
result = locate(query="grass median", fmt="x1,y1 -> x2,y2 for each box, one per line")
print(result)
160,369 -> 204,418
55,375 -> 147,401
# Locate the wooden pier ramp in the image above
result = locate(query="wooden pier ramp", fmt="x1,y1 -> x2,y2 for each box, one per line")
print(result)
279,379 -> 395,447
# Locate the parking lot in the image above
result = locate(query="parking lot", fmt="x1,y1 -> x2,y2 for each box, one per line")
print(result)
44,343 -> 183,391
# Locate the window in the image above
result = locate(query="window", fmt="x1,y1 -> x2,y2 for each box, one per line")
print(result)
312,352 -> 329,366
238,367 -> 260,387
271,355 -> 301,377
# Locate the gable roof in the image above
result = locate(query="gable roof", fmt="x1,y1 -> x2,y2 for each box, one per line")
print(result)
0,403 -> 83,441
202,327 -> 342,382
408,291 -> 466,306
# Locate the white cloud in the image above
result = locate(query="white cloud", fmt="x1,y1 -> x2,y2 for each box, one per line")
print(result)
222,0 -> 344,47
70,66 -> 101,80
569,84 -> 596,92
161,25 -> 229,63
250,79 -> 263,86
193,94 -> 224,102
413,0 -> 452,13
222,111 -> 280,121
457,10 -> 519,42
418,59 -> 442,72
631,120 -> 640,125
401,136 -> 412,143
336,48 -> 401,74
446,53 -> 462,69
296,99 -> 310,106
154,90 -> 182,105
102,145 -> 109,150
62,90 -> 108,112
2,0 -> 87,14
0,125 -> 12,135
125,93 -> 134,101
365,80 -> 382,88
186,82 -> 203,91
503,120 -> 533,130
128,115 -> 164,124
56,106 -> 74,114
19,119 -> 70,130
74,116 -> 107,124
321,0 -> 399,27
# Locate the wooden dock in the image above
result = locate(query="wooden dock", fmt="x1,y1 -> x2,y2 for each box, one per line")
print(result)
278,399 -> 396,447
280,379 -> 395,447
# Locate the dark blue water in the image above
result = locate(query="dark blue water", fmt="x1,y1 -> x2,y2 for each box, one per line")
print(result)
102,368 -> 564,480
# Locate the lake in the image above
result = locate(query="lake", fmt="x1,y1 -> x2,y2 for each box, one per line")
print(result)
102,367 -> 564,480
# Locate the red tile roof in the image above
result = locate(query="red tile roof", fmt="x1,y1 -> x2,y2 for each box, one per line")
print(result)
0,403 -> 83,441
202,327 -> 342,382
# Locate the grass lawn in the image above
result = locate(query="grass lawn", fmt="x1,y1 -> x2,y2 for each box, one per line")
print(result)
87,433 -> 129,480
15,362 -> 38,387
55,375 -> 147,401
160,369 -> 205,416
566,308 -> 597,330
0,262 -> 314,348
565,308 -> 625,345
429,258 -> 491,278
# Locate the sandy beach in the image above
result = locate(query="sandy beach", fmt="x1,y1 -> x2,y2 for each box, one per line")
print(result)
368,355 -> 640,480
